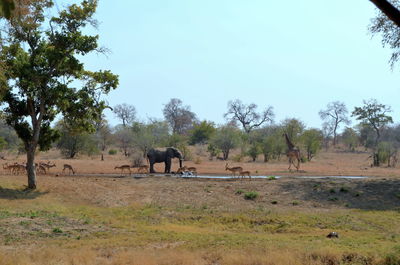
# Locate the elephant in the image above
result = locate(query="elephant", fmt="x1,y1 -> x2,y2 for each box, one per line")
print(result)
146,147 -> 183,173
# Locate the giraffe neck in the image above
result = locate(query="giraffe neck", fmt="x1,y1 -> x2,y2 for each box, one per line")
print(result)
284,133 -> 295,150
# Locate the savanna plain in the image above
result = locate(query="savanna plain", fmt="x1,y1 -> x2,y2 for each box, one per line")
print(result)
1,149 -> 400,265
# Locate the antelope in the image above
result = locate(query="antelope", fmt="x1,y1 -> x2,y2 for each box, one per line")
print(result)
225,163 -> 243,178
135,165 -> 149,174
11,163 -> 26,175
176,166 -> 187,174
186,166 -> 197,176
115,165 -> 131,175
175,166 -> 194,176
63,164 -> 75,175
3,163 -> 12,174
36,164 -> 47,175
40,161 -> 56,172
239,170 -> 251,180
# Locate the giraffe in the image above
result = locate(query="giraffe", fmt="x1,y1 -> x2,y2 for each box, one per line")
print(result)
283,133 -> 300,171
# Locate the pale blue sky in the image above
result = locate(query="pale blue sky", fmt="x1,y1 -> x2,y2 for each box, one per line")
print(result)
80,0 -> 400,129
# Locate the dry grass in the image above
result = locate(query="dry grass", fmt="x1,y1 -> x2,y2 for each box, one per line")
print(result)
0,149 -> 400,264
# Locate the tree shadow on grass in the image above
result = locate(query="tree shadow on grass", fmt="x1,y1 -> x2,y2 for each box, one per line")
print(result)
0,186 -> 48,200
279,178 -> 400,211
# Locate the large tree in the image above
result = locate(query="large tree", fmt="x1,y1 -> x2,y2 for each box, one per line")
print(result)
0,0 -> 118,189
163,98 -> 197,135
352,99 -> 393,166
210,125 -> 241,160
319,101 -> 350,146
224,99 -> 274,134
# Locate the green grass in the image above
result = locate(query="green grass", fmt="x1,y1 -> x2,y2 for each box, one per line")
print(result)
244,191 -> 259,200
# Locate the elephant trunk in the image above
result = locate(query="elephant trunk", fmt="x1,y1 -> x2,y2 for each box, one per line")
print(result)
179,159 -> 183,168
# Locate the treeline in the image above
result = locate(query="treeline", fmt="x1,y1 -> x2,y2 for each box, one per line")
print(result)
0,98 -> 398,167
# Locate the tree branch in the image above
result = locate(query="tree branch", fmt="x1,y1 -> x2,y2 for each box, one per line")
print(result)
370,0 -> 400,27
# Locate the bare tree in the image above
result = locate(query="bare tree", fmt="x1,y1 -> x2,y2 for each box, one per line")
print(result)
114,126 -> 132,157
224,99 -> 274,134
319,101 -> 350,146
95,117 -> 112,160
163,98 -> 197,135
113,104 -> 137,127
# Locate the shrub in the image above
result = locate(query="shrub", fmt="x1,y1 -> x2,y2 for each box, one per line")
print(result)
244,191 -> 259,200
292,201 -> 299,206
131,152 -> 144,167
235,189 -> 245,195
329,188 -> 336,193
267,176 -> 276,180
52,227 -> 63,233
108,149 -> 117,155
232,154 -> 243,162
340,186 -> 349,193
271,200 -> 278,204
194,157 -> 202,164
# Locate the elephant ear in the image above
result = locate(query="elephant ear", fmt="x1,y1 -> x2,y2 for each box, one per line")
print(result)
175,148 -> 183,159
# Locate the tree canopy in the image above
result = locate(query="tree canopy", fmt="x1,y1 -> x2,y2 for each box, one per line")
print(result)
319,101 -> 350,146
0,0 -> 118,189
224,99 -> 274,134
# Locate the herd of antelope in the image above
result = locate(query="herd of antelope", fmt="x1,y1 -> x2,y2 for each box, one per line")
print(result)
2,161 -> 75,175
3,161 -> 252,180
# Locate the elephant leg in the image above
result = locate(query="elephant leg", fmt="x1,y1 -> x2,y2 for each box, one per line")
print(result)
165,158 -> 171,173
150,162 -> 156,173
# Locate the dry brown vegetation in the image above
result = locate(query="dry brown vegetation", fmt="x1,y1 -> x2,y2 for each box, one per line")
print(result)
0,149 -> 400,264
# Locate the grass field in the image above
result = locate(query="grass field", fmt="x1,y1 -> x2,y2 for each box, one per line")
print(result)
1,149 -> 400,264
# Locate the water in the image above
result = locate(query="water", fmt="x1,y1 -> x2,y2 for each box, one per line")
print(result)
166,174 -> 368,180
131,174 -> 369,180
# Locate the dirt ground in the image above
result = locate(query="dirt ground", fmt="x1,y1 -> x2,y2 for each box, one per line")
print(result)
1,149 -> 399,210
3,148 -> 399,177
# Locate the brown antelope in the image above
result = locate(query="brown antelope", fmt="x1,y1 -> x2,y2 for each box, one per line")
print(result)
40,161 -> 56,172
115,165 -> 131,175
36,164 -> 47,175
136,165 -> 149,174
239,170 -> 251,180
186,166 -> 197,176
176,166 -> 187,174
3,163 -> 12,174
225,163 -> 243,178
10,163 -> 26,175
63,164 -> 75,175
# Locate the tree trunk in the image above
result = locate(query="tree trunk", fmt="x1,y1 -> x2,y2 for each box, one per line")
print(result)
373,152 -> 380,167
26,145 -> 36,189
223,150 -> 229,160
370,0 -> 400,27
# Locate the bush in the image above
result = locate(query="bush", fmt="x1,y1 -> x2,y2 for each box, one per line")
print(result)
235,189 -> 245,195
232,154 -> 243,163
131,152 -> 144,167
108,149 -> 117,155
244,191 -> 259,200
52,227 -> 63,233
194,157 -> 202,164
